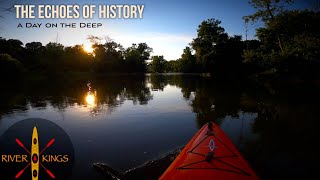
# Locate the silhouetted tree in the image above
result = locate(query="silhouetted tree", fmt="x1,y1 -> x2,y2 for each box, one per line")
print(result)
244,9 -> 320,79
124,43 -> 153,72
64,45 -> 93,72
24,42 -> 45,70
0,54 -> 25,81
191,18 -> 229,73
191,19 -> 246,78
0,38 -> 24,61
177,46 -> 197,72
244,0 -> 294,52
93,41 -> 124,73
150,56 -> 165,73
43,42 -> 65,73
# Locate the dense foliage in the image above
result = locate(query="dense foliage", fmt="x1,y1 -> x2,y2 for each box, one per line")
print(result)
0,54 -> 25,81
0,37 -> 153,77
243,0 -> 320,80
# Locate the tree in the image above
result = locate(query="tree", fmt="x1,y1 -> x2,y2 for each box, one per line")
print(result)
243,7 -> 320,79
0,0 -> 14,19
92,40 -> 125,73
258,10 -> 320,77
0,38 -> 24,61
191,18 -> 228,73
191,19 -> 246,78
267,10 -> 320,60
24,42 -> 45,70
150,56 -> 165,73
0,54 -> 25,81
64,45 -> 93,72
163,60 -> 179,72
124,43 -> 153,72
177,46 -> 197,72
243,0 -> 294,52
25,42 -> 43,50
44,42 -> 65,72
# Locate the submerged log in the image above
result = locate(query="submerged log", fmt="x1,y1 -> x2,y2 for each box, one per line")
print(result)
93,148 -> 182,180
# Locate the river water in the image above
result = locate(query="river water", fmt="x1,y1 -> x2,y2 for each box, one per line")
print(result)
0,74 -> 319,179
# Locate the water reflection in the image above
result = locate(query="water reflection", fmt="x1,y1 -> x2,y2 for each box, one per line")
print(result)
85,93 -> 96,106
84,82 -> 100,116
85,82 -> 96,106
0,74 -> 320,179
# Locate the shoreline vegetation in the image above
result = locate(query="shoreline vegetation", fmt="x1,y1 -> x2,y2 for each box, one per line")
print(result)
1,0 -> 319,85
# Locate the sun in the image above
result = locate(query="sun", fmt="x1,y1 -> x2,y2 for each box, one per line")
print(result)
83,43 -> 94,53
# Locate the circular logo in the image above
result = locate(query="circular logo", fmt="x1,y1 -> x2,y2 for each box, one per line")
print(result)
0,118 -> 74,180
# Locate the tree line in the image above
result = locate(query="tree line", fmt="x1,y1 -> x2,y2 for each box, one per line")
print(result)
151,0 -> 320,80
0,36 -> 153,80
1,0 -> 319,81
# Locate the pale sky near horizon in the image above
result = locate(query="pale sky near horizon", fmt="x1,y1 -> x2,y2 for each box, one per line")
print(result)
0,0 -> 311,60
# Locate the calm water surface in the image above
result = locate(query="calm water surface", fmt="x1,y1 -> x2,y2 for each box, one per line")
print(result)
1,74 -> 319,179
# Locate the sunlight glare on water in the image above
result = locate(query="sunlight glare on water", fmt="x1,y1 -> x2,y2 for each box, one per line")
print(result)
86,93 -> 96,106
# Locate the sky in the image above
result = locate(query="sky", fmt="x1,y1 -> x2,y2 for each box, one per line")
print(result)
0,0 -> 312,60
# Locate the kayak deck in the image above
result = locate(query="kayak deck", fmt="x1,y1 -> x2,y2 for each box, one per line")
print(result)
160,122 -> 259,180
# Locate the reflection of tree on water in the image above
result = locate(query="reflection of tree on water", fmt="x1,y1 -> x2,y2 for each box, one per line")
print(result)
2,74 -> 320,178
246,101 -> 320,179
0,76 -> 153,117
145,74 -> 255,130
166,76 -> 246,127
146,74 -> 166,91
146,74 -> 202,99
0,86 -> 27,119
